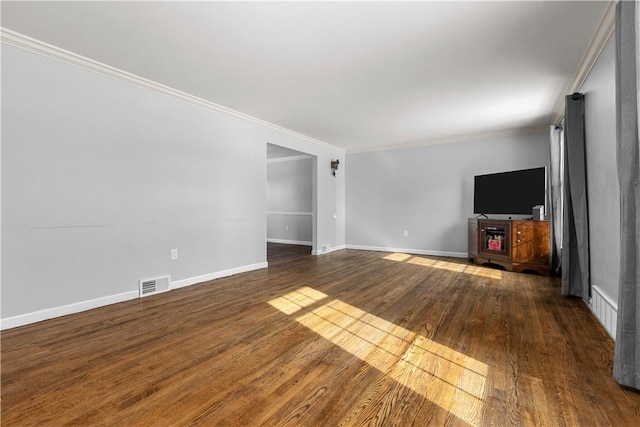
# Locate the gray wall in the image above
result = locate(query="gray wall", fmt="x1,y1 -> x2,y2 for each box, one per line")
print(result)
346,133 -> 550,256
267,157 -> 313,245
1,43 -> 345,325
581,35 -> 620,309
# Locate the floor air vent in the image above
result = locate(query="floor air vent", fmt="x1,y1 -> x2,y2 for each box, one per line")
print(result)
139,276 -> 170,298
140,279 -> 157,296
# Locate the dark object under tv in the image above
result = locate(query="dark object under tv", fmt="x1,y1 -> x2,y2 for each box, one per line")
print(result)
473,167 -> 546,215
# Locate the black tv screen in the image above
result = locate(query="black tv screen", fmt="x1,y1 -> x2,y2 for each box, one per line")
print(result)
474,167 -> 546,215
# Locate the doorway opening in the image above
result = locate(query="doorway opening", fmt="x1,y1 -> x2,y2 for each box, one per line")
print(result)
266,143 -> 317,259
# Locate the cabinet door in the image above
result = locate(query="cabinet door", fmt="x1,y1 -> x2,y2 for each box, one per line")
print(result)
512,221 -> 549,264
478,220 -> 511,261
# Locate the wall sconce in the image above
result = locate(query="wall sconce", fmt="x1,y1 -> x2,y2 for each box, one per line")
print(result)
331,159 -> 340,177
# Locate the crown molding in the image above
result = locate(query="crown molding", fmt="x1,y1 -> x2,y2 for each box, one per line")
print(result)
550,0 -> 617,125
0,27 -> 343,153
346,125 -> 550,155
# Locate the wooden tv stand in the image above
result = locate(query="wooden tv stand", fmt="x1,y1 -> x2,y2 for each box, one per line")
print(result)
468,218 -> 550,276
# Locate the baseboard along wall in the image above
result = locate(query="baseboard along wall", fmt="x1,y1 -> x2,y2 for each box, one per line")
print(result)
267,238 -> 312,246
0,262 -> 268,330
590,285 -> 618,339
346,245 -> 467,259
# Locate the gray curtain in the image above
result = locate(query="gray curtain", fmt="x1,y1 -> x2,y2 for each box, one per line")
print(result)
549,125 -> 564,274
561,93 -> 590,301
613,0 -> 640,390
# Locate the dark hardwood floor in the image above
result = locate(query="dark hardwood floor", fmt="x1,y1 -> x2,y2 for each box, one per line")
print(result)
2,243 -> 639,426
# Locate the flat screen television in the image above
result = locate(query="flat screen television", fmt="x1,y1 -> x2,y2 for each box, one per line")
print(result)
473,167 -> 546,215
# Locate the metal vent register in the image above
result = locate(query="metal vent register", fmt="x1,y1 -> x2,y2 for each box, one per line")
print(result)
139,276 -> 170,297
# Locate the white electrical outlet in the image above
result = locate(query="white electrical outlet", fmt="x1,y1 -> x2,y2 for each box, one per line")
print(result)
171,249 -> 178,260
285,225 -> 289,231
403,230 -> 409,237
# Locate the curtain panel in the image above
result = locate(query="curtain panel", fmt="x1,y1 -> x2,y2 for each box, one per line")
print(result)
613,0 -> 640,391
562,93 -> 590,301
549,125 -> 564,274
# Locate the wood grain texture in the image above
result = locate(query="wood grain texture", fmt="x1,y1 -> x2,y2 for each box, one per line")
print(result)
2,243 -> 639,426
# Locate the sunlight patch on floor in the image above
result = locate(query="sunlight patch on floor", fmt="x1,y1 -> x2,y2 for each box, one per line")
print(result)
384,253 -> 503,280
463,264 -> 503,279
269,287 -> 487,424
407,256 -> 467,272
268,286 -> 328,315
383,253 -> 412,262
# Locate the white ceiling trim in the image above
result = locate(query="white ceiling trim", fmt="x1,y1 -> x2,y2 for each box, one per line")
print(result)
267,154 -> 313,163
550,0 -> 617,125
0,27 -> 344,154
347,125 -> 550,155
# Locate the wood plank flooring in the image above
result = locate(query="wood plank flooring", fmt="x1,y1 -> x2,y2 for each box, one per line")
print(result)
2,243 -> 640,426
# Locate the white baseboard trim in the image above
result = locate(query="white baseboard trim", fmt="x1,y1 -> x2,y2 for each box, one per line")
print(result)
0,290 -> 139,331
590,285 -> 618,340
346,244 -> 467,259
311,244 -> 347,255
1,262 -> 269,330
170,262 -> 268,290
266,212 -> 313,217
267,238 -> 312,246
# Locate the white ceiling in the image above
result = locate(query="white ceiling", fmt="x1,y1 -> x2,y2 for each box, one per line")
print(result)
1,1 -> 612,153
